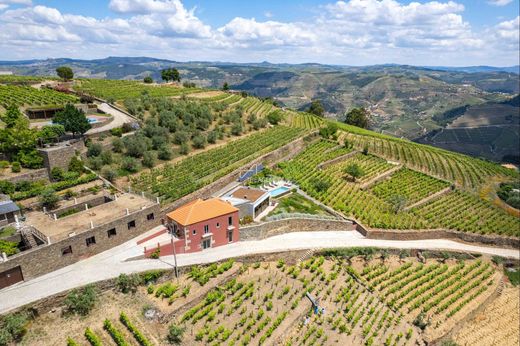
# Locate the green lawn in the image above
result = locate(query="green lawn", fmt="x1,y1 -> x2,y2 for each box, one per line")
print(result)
269,192 -> 330,216
505,268 -> 520,286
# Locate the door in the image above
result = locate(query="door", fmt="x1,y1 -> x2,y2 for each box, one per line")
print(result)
0,266 -> 24,289
202,239 -> 211,250
228,230 -> 233,242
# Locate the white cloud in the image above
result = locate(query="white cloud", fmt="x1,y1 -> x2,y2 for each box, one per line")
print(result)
0,0 -> 518,66
487,0 -> 514,6
0,0 -> 32,4
109,0 -> 184,14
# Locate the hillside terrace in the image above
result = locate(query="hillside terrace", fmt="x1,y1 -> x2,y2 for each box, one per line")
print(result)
25,193 -> 155,242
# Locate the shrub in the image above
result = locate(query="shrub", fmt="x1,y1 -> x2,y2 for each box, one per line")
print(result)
64,284 -> 97,316
142,151 -> 157,168
0,240 -> 20,256
166,324 -> 185,344
158,145 -> 173,160
10,162 -> 21,173
0,312 -> 28,345
68,156 -> 84,173
112,137 -> 124,152
102,167 -> 117,182
192,134 -> 207,149
38,188 -> 60,210
150,248 -> 160,259
87,143 -> 103,157
51,167 -> 65,181
120,312 -> 153,346
18,149 -> 43,168
111,127 -> 124,137
267,110 -> 283,125
179,142 -> 190,155
0,180 -> 14,195
84,328 -> 102,346
66,337 -> 79,346
117,273 -> 142,294
104,319 -> 128,346
120,157 -> 141,173
141,270 -> 165,284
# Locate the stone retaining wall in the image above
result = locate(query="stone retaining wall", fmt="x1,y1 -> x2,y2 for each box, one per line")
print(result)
2,169 -> 48,184
161,136 -> 308,214
0,203 -> 161,281
240,218 -> 355,240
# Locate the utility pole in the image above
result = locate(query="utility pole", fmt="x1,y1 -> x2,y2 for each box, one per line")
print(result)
170,227 -> 179,281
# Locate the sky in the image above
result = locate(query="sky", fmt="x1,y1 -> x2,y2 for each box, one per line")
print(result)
0,0 -> 518,66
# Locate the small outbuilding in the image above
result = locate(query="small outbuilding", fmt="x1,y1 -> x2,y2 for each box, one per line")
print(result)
221,187 -> 270,220
0,195 -> 20,228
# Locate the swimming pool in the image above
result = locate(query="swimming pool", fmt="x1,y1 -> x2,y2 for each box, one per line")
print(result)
269,186 -> 290,197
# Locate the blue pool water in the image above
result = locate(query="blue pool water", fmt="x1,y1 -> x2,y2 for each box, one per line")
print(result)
87,117 -> 99,124
269,186 -> 290,197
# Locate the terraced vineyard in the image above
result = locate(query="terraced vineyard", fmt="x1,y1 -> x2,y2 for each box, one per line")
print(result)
372,168 -> 451,206
410,191 -> 520,235
339,124 -> 517,189
0,75 -> 54,84
73,79 -> 203,100
287,111 -> 324,129
280,139 -> 520,235
0,85 -> 78,108
131,126 -> 304,202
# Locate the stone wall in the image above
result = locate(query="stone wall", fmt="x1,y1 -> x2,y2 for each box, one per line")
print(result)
38,142 -> 84,174
161,136 -> 308,214
0,203 -> 161,281
240,218 -> 355,240
365,228 -> 520,249
50,195 -> 112,218
2,169 -> 49,184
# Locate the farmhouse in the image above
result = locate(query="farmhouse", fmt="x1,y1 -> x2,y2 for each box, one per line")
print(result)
0,195 -> 20,228
166,198 -> 239,253
0,192 -> 160,288
221,187 -> 270,220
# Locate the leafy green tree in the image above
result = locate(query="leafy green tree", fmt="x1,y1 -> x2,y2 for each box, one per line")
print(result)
120,157 -> 141,173
231,123 -> 243,136
179,142 -> 190,155
222,82 -> 230,91
143,76 -> 153,84
267,110 -> 283,125
112,138 -> 124,153
161,68 -> 181,82
344,163 -> 364,182
38,188 -> 60,209
56,66 -> 74,81
158,145 -> 173,160
389,195 -> 408,213
207,130 -> 218,144
53,104 -> 91,138
38,124 -> 65,144
166,324 -> 185,345
142,151 -> 157,168
319,122 -> 338,139
345,108 -> 370,129
252,118 -> 268,130
87,143 -> 103,157
308,100 -> 325,117
312,178 -> 330,192
2,105 -> 24,128
192,134 -> 207,149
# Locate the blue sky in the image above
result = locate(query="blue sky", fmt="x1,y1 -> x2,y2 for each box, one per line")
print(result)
0,0 -> 518,66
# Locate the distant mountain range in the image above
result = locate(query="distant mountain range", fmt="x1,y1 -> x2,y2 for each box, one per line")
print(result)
1,56 -> 518,162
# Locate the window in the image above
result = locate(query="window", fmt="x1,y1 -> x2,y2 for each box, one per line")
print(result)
61,245 -> 73,256
127,220 -> 136,230
204,225 -> 209,234
85,236 -> 96,247
0,214 -> 6,221
192,230 -> 196,235
216,222 -> 220,228
107,228 -> 117,238
147,213 -> 154,221
228,216 -> 233,226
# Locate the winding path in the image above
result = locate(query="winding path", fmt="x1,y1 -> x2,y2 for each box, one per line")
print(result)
0,229 -> 518,314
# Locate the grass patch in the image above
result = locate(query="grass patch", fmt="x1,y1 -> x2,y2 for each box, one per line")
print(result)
269,192 -> 329,216
505,268 -> 520,286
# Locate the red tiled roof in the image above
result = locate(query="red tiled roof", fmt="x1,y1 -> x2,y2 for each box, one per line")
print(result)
166,198 -> 238,226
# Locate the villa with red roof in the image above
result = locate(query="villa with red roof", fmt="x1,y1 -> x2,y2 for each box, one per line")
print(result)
165,198 -> 240,253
